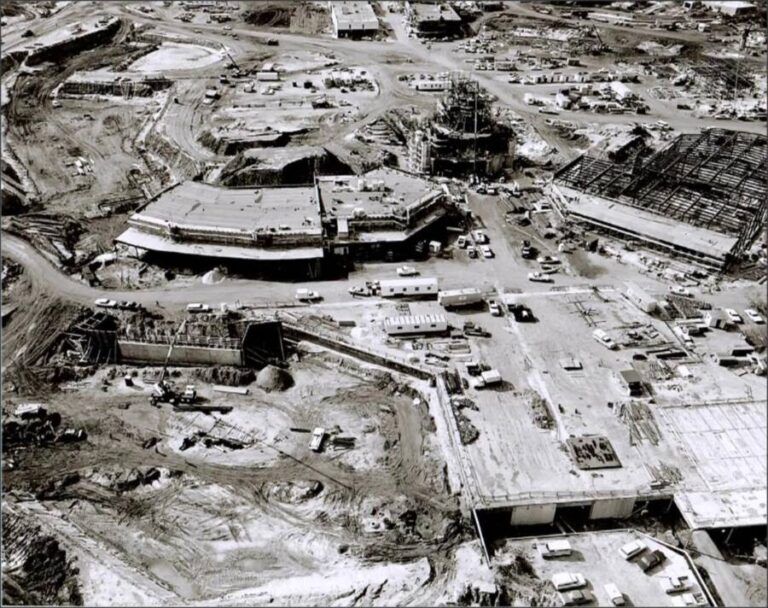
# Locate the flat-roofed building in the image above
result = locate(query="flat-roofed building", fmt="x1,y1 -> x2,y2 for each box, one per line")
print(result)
317,167 -> 448,256
117,182 -> 325,276
405,2 -> 463,38
116,169 -> 452,276
330,1 -> 378,38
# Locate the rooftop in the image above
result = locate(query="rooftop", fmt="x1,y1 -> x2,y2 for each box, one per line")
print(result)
132,182 -> 321,236
116,227 -> 324,261
330,1 -> 378,29
409,2 -> 462,23
317,168 -> 443,220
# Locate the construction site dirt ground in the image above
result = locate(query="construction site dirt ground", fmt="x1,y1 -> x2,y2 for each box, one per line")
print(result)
3,351 -> 476,605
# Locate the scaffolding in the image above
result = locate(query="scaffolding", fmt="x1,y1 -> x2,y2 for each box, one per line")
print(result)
555,129 -> 767,256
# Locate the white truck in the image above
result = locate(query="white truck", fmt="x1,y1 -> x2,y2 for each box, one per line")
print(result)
295,288 -> 322,302
472,369 -> 502,389
438,287 -> 484,308
592,329 -> 618,350
310,427 -> 326,452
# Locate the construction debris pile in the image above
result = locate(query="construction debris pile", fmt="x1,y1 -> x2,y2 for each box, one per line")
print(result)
1,508 -> 83,606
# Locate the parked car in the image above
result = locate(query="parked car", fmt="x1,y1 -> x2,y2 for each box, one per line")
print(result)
637,549 -> 666,572
94,298 -> 118,308
472,229 -> 489,244
457,235 -> 468,248
539,539 -> 572,559
488,300 -> 502,316
528,271 -> 553,283
295,288 -> 321,302
604,583 -> 625,606
619,539 -> 647,560
560,589 -> 594,606
467,246 -> 478,258
672,592 -> 704,607
186,303 -> 211,313
397,265 -> 419,277
118,300 -> 141,311
551,573 -> 586,591
660,575 -> 690,594
724,308 -> 743,324
592,329 -> 618,350
481,245 -> 494,258
744,308 -> 765,324
669,286 -> 691,297
537,255 -> 561,265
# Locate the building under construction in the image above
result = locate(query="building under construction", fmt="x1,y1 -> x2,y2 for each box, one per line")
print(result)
553,129 -> 767,269
407,75 -> 514,178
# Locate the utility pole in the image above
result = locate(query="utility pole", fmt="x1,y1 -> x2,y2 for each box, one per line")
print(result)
473,84 -> 478,180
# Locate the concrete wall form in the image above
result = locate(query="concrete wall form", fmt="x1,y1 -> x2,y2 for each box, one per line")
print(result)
118,340 -> 243,366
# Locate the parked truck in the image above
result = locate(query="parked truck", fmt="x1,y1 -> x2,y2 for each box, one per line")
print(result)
438,287 -> 484,308
472,369 -> 502,389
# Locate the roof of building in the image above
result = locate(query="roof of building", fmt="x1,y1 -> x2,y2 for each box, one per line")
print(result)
116,227 -> 324,261
556,187 -> 738,260
331,1 -> 378,29
317,168 -> 443,220
409,2 -> 462,23
132,182 -> 321,236
383,314 -> 447,327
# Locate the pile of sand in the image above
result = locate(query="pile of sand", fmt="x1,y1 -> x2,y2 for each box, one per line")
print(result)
256,365 -> 293,392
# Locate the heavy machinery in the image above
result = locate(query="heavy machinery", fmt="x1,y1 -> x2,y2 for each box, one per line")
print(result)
149,320 -> 197,407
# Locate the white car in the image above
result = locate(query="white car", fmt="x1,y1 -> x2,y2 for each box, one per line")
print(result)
619,539 -> 647,560
660,576 -> 690,594
669,285 -> 691,297
593,328 -> 618,350
295,288 -> 321,302
744,308 -> 765,324
472,230 -> 488,244
488,300 -> 502,316
539,539 -> 572,558
672,593 -> 703,607
537,255 -> 561,265
551,572 -> 586,592
397,265 -> 419,277
94,298 -> 118,308
186,303 -> 211,313
528,272 -> 553,283
724,308 -> 743,324
481,245 -> 494,259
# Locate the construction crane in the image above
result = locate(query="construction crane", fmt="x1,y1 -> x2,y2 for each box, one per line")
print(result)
150,319 -> 196,407
591,24 -> 608,53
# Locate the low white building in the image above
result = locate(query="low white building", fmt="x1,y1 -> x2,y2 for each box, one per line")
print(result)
330,1 -> 378,38
383,313 -> 448,335
703,1 -> 755,16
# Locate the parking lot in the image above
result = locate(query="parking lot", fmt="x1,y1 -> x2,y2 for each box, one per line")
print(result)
496,530 -> 711,607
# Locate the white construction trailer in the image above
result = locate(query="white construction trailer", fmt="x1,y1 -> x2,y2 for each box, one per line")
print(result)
383,313 -> 448,336
379,277 -> 438,298
438,287 -> 484,308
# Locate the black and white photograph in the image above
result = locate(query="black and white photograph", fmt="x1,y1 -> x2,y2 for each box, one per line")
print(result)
1,0 -> 766,606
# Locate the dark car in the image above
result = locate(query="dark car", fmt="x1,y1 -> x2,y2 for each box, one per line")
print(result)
637,549 -> 666,572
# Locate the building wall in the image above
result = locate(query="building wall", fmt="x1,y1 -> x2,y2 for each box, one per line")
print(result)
589,497 -> 636,520
510,503 -> 557,526
118,341 -> 243,366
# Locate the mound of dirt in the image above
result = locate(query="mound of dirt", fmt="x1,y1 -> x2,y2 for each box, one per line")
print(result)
256,365 -> 293,392
242,3 -> 294,28
266,480 -> 323,504
1,508 -> 83,606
